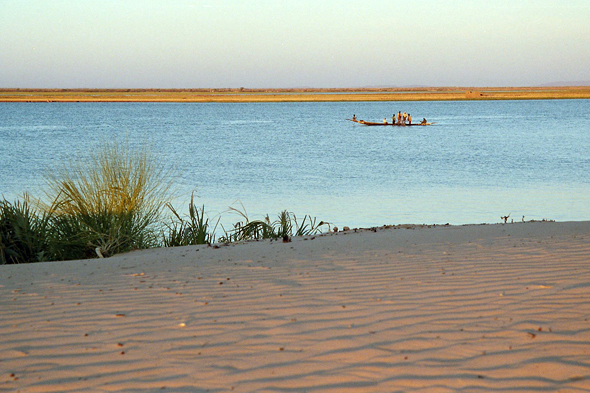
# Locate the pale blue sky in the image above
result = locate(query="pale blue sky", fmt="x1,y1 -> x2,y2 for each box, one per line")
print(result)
1,0 -> 589,88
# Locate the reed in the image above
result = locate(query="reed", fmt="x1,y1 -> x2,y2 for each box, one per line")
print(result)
219,205 -> 329,242
162,193 -> 217,247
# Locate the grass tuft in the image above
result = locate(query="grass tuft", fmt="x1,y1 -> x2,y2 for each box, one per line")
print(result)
163,193 -> 217,247
219,205 -> 329,242
41,141 -> 173,259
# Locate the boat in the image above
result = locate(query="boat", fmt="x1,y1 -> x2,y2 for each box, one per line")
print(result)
347,118 -> 433,126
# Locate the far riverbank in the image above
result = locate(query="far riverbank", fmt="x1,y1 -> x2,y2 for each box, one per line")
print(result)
1,86 -> 590,102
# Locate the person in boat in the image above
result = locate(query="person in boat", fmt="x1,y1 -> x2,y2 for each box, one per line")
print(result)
352,114 -> 356,121
421,118 -> 427,125
392,114 -> 396,124
397,111 -> 402,124
402,112 -> 407,124
383,118 -> 388,124
408,114 -> 412,125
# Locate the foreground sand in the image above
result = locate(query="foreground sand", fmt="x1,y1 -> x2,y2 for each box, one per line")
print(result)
1,221 -> 590,392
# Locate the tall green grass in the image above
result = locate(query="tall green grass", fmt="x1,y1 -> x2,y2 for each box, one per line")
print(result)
219,205 -> 329,242
42,141 -> 173,259
162,193 -> 217,247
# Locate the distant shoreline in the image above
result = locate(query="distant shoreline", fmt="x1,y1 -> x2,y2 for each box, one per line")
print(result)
1,86 -> 590,102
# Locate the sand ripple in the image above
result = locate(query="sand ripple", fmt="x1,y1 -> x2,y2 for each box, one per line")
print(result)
1,222 -> 590,392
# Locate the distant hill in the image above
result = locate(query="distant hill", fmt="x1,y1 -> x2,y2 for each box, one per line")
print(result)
537,81 -> 590,87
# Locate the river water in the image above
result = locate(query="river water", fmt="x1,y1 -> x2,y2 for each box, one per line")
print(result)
1,99 -> 589,228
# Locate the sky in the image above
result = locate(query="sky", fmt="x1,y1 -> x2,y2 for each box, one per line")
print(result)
1,0 -> 589,88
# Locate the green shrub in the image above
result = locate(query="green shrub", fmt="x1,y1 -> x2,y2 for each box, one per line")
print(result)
219,206 -> 329,242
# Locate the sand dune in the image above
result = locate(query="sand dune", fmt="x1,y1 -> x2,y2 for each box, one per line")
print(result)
1,221 -> 590,392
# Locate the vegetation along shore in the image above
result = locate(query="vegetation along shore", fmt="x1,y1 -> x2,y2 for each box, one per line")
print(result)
0,142 -> 328,264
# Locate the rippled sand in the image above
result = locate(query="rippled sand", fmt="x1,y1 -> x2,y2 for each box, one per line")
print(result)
1,221 -> 589,392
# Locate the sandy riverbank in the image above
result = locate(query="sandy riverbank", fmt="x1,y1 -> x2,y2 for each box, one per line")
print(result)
1,221 -> 590,392
1,86 -> 590,102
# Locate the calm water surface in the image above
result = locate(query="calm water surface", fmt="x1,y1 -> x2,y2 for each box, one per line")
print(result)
1,100 -> 589,228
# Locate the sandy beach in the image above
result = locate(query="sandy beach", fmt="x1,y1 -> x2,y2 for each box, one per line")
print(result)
1,221 -> 590,392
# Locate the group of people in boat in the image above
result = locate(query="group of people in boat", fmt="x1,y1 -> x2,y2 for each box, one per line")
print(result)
351,112 -> 428,125
393,111 -> 411,125
391,111 -> 428,125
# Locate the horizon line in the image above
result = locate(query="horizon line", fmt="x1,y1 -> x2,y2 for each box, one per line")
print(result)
2,84 -> 590,91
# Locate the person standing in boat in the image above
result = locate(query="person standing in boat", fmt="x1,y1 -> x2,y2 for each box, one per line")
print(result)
397,111 -> 402,124
402,111 -> 407,124
408,113 -> 412,125
392,114 -> 396,124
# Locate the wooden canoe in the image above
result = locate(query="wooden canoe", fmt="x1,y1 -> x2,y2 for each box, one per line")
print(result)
347,119 -> 433,126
